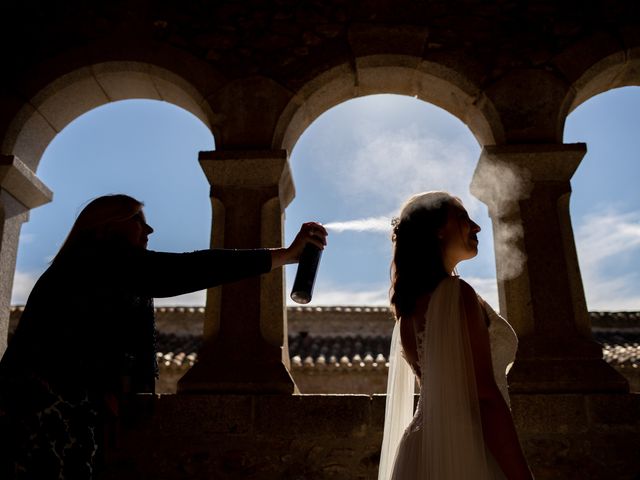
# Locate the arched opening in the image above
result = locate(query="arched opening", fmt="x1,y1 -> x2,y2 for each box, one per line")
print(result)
3,61 -> 216,308
275,58 -> 504,393
8,98 -> 214,393
565,86 -> 640,311
275,56 -> 504,311
11,99 -> 214,306
564,86 -> 640,392
285,93 -> 495,306
563,52 -> 640,120
273,57 -> 504,154
284,93 -> 499,393
2,62 -> 214,171
1,61 -> 221,382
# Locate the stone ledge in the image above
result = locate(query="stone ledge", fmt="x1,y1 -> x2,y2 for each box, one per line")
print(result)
511,393 -> 640,480
511,393 -> 640,433
105,394 -> 385,480
101,393 -> 640,480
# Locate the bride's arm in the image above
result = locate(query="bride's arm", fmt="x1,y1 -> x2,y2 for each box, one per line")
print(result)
460,281 -> 533,480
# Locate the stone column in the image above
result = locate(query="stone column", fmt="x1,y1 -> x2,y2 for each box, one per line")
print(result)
0,155 -> 52,357
470,144 -> 628,393
178,150 -> 297,394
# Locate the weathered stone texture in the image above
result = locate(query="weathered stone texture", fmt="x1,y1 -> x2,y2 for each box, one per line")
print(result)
99,393 -> 640,480
102,394 -> 386,480
512,394 -> 640,480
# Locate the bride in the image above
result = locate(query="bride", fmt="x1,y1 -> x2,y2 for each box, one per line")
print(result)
378,191 -> 533,480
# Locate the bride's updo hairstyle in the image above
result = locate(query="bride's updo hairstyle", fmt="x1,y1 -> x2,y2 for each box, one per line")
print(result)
390,191 -> 454,319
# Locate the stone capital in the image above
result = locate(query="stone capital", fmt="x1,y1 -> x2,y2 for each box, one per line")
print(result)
0,155 -> 52,210
198,149 -> 294,210
470,143 -> 586,217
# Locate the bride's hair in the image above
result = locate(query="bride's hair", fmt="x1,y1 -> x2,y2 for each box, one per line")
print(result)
390,191 -> 453,319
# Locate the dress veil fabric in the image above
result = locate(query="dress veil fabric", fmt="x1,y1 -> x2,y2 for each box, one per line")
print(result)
378,320 -> 416,479
379,277 -> 515,480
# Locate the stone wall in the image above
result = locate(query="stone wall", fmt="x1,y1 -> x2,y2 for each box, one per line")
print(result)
511,394 -> 640,480
101,394 -> 386,480
157,359 -> 391,395
99,393 -> 640,480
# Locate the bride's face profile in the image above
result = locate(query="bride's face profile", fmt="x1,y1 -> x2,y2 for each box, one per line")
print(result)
438,198 -> 481,271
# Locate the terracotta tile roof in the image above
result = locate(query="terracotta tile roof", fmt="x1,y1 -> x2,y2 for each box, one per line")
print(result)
590,312 -> 640,371
288,331 -> 390,371
9,306 -> 640,371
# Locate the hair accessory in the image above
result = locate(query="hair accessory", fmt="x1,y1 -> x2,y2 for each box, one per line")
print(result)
391,217 -> 401,237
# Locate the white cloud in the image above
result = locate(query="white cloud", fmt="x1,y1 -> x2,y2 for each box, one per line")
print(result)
575,209 -> 640,310
11,270 -> 39,305
290,280 -> 389,306
154,290 -> 206,307
464,276 -> 499,310
158,285 -> 391,308
579,273 -> 640,311
324,125 -> 482,215
575,210 -> 640,268
291,276 -> 500,310
463,208 -> 640,312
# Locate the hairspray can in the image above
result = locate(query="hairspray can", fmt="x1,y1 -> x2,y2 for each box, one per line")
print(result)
290,243 -> 322,304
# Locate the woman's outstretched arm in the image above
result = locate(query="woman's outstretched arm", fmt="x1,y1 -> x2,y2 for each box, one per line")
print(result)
460,280 -> 533,480
122,222 -> 327,298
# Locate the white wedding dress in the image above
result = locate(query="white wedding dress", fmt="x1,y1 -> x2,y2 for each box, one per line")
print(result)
379,277 -> 518,480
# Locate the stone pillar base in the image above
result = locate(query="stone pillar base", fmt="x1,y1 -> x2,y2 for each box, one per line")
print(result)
508,335 -> 630,393
177,340 -> 297,394
509,358 -> 629,394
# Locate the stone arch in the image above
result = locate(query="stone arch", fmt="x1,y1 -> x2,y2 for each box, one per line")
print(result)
559,35 -> 640,125
0,59 -> 217,355
272,55 -> 503,153
553,38 -> 640,317
1,61 -> 216,171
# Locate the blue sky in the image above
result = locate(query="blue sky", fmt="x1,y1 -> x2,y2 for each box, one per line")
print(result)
11,88 -> 640,311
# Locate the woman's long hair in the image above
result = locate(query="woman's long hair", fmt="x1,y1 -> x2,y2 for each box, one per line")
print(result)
52,194 -> 144,264
390,191 -> 453,319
